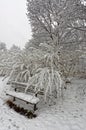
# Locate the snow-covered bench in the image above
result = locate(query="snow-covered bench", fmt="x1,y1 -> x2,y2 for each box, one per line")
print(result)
6,81 -> 44,111
6,91 -> 40,111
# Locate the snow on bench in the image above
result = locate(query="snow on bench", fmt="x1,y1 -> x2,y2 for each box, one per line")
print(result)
6,91 -> 40,104
6,91 -> 40,111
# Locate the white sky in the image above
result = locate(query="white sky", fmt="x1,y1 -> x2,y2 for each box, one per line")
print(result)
0,0 -> 32,49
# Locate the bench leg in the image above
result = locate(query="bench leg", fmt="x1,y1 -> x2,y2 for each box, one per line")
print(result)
14,88 -> 17,91
34,104 -> 37,111
13,97 -> 16,101
6,93 -> 16,101
34,94 -> 38,111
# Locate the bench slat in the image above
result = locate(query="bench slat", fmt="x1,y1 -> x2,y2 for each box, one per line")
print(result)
11,81 -> 27,87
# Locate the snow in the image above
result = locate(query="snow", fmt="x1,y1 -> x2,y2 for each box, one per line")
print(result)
6,91 -> 40,104
0,77 -> 86,130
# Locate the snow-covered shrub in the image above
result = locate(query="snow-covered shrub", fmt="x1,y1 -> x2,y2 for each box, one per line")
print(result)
14,64 -> 30,82
25,67 -> 62,101
8,50 -> 38,83
0,48 -> 22,79
24,43 -> 63,102
0,51 -> 12,76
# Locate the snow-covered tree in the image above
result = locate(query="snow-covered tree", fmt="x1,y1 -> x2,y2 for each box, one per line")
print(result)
24,0 -> 86,101
0,45 -> 21,78
0,42 -> 7,51
26,0 -> 86,50
10,44 -> 21,52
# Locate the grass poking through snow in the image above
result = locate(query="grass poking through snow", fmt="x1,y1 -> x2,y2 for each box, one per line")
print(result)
6,100 -> 37,119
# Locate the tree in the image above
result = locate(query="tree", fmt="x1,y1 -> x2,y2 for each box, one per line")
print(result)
26,0 -> 85,50
0,44 -> 21,78
0,42 -> 7,51
10,44 -> 21,52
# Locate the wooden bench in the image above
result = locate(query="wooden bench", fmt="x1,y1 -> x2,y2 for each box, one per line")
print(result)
6,81 -> 44,111
6,91 -> 40,111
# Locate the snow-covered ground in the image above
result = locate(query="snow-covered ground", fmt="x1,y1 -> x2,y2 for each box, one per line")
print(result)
0,77 -> 86,130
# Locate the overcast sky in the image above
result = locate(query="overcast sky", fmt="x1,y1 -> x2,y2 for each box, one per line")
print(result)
0,0 -> 32,49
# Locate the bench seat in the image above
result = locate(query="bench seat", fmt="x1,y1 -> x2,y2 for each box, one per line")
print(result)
6,91 -> 40,104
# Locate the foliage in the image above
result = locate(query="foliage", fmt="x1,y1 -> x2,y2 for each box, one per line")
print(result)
0,42 -> 7,51
0,45 -> 21,77
26,0 -> 86,49
24,43 -> 63,101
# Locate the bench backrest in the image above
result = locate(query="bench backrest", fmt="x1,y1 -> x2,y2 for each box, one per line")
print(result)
10,81 -> 44,95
